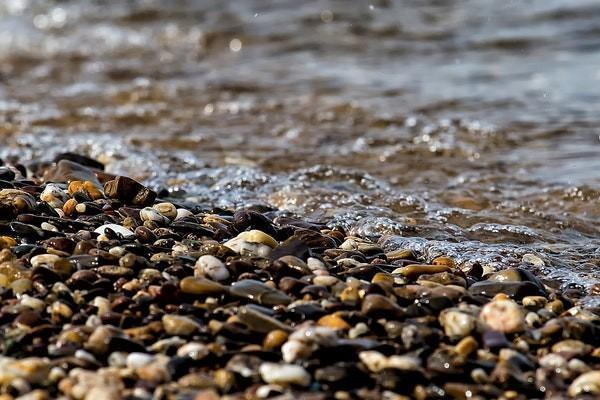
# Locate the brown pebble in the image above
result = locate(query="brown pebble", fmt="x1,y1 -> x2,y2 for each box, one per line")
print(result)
394,264 -> 452,279
317,314 -> 351,330
263,329 -> 289,350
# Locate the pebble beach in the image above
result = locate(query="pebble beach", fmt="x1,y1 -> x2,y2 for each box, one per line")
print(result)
0,154 -> 598,399
1,1 -> 600,399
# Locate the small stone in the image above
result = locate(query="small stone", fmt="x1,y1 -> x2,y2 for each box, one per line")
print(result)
180,276 -> 227,296
281,339 -> 312,363
259,362 -> 310,387
349,322 -> 369,339
361,294 -> 404,319
94,224 -> 134,238
177,343 -> 210,360
224,237 -> 272,257
0,189 -> 36,216
68,180 -> 104,200
522,296 -> 547,309
237,306 -> 291,333
11,279 -> 33,295
393,264 -> 451,279
44,159 -> 101,184
552,340 -> 591,357
568,370 -> 600,397
153,202 -> 177,219
522,253 -> 544,267
307,257 -> 327,272
40,184 -> 67,208
126,353 -> 155,369
175,208 -> 193,220
313,275 -> 338,286
480,298 -> 525,333
439,308 -> 476,339
162,315 -> 200,336
317,314 -> 351,330
230,279 -> 291,306
358,351 -> 388,373
140,207 -> 168,224
263,330 -> 289,350
103,176 -> 156,206
385,248 -> 414,261
41,222 -> 58,232
432,256 -> 455,267
237,230 -> 278,248
30,254 -> 61,268
62,198 -> 77,216
0,236 -> 16,249
195,255 -> 229,281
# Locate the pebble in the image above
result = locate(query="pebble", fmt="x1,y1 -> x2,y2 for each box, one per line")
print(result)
195,255 -> 230,281
259,362 -> 310,386
480,298 -> 525,333
126,353 -> 155,369
153,202 -> 177,219
568,370 -> 600,397
224,237 -> 272,257
30,254 -> 61,268
180,276 -> 227,295
263,329 -> 289,350
361,294 -> 404,319
175,208 -> 193,220
103,176 -> 156,206
140,207 -> 169,224
230,279 -> 291,306
317,314 -> 351,330
439,308 -> 476,339
40,184 -> 68,208
522,253 -> 544,267
176,343 -> 209,360
393,264 -> 451,279
162,315 -> 200,336
94,224 -> 135,238
236,230 -> 278,247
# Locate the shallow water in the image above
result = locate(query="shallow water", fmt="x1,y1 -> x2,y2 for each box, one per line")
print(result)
1,0 -> 599,300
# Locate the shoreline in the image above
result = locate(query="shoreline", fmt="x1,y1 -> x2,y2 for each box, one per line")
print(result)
0,154 -> 599,399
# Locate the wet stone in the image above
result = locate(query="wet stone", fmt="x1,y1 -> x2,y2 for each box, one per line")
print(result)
180,276 -> 227,296
230,279 -> 292,306
468,280 -> 545,300
103,176 -> 156,206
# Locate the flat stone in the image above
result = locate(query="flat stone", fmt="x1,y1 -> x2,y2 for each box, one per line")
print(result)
103,176 -> 156,206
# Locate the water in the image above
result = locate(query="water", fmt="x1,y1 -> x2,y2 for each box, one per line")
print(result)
1,0 -> 599,300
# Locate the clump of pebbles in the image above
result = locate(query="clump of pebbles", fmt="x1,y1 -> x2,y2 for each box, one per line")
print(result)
0,153 -> 598,399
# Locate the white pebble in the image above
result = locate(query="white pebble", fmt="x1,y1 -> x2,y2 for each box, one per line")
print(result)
259,362 -> 310,387
175,208 -> 193,220
195,255 -> 230,281
126,352 -> 155,369
30,254 -> 60,268
94,224 -> 134,238
281,339 -> 312,363
307,257 -> 326,271
140,207 -> 169,224
177,342 -> 209,360
41,222 -> 58,232
224,237 -> 272,257
480,298 -> 525,333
